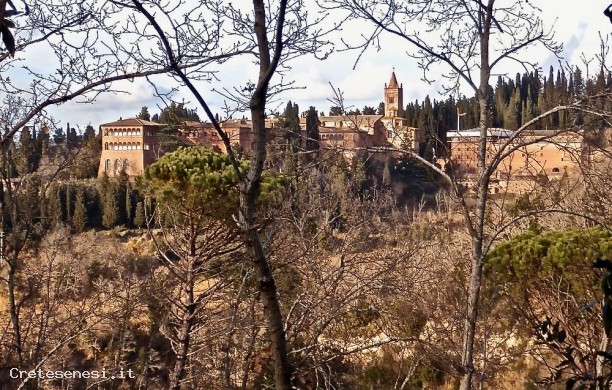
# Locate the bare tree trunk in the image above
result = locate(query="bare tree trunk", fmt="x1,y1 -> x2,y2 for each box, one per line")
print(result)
238,88 -> 292,389
459,4 -> 493,389
596,333 -> 609,390
125,1 -> 293,387
169,266 -> 196,390
7,262 -> 23,365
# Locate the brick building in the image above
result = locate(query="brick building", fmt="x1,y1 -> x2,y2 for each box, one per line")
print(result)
447,128 -> 583,192
97,72 -> 421,177
303,71 -> 420,159
97,118 -> 165,177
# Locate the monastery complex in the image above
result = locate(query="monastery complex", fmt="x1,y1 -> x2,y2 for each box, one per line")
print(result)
97,72 -> 419,177
97,71 -> 595,194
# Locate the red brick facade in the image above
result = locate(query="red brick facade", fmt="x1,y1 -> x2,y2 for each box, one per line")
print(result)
97,118 -> 164,177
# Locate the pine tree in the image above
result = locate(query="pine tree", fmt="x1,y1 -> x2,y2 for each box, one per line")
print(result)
66,126 -> 79,149
83,124 -> 96,141
329,106 -> 343,116
52,126 -> 65,144
362,106 -> 376,115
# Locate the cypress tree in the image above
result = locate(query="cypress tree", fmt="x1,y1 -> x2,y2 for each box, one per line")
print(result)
281,101 -> 300,148
65,183 -> 74,224
134,201 -> 145,228
73,187 -> 88,233
382,156 -> 392,188
46,183 -> 64,226
102,185 -> 119,229
17,127 -> 36,175
37,125 -> 50,158
125,181 -> 133,227
116,169 -> 129,225
305,107 -> 320,153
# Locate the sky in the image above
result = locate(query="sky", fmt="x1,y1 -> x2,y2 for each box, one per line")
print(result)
22,1 -> 612,130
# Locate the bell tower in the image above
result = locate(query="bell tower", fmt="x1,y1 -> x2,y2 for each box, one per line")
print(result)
384,70 -> 403,118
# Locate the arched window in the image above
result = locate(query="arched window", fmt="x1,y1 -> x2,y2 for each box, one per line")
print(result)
114,159 -> 121,173
552,167 -> 560,173
105,159 -> 111,172
104,129 -> 108,136
124,159 -> 129,170
104,142 -> 108,150
137,142 -> 141,149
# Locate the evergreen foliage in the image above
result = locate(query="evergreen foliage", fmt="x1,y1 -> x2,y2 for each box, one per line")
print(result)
281,101 -> 300,148
137,106 -> 151,121
486,227 -> 612,297
134,201 -> 145,228
72,187 -> 88,233
143,147 -> 285,216
305,106 -> 320,153
52,126 -> 65,144
158,102 -> 200,126
83,124 -> 96,141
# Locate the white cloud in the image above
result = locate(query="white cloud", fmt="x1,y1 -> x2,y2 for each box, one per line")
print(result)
9,0 -> 610,126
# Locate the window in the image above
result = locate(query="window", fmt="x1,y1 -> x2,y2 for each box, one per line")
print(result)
144,144 -> 150,150
387,130 -> 393,138
552,167 -> 560,173
105,159 -> 111,172
104,142 -> 108,150
388,97 -> 394,103
114,159 -> 121,173
124,159 -> 129,170
104,129 -> 108,136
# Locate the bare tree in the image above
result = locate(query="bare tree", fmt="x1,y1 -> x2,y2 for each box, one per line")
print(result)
104,1 -> 333,388
310,1 -> 612,388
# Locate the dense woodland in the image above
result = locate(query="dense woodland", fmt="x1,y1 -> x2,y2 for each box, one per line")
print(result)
0,61 -> 611,389
2,0 -> 612,389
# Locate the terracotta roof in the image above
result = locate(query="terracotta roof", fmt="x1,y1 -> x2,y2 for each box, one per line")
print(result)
301,115 -> 383,125
182,120 -> 215,129
388,71 -> 399,88
100,118 -> 164,127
